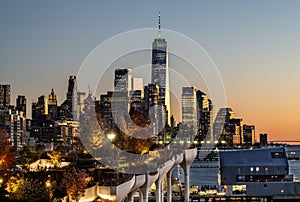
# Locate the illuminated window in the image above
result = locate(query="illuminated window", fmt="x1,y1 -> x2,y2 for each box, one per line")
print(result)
256,167 -> 260,172
265,167 -> 268,171
232,185 -> 246,195
250,167 -> 254,172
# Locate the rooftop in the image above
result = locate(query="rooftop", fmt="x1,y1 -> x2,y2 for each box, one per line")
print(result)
219,147 -> 288,167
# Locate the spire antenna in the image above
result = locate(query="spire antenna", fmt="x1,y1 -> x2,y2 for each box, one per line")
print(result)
88,85 -> 91,96
158,11 -> 161,38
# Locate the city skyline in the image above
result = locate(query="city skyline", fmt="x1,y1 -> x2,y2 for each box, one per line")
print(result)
1,1 -> 300,141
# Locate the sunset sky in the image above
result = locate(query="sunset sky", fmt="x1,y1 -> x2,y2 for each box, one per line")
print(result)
1,1 -> 300,142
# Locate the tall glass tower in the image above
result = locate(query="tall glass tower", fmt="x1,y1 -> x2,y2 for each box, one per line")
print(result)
151,12 -> 170,125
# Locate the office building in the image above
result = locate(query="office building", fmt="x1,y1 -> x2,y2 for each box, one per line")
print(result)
181,87 -> 197,142
196,90 -> 213,143
59,76 -> 80,120
182,87 -> 197,129
114,68 -> 132,94
77,91 -> 86,115
214,108 -> 245,147
151,12 -> 170,125
32,95 -> 48,126
0,84 -> 10,107
243,124 -> 255,146
0,107 -> 25,151
99,92 -> 114,130
16,95 -> 26,117
260,133 -> 268,147
144,84 -> 166,135
48,88 -> 58,120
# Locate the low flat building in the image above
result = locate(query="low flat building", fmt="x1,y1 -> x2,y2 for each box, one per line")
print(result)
219,147 -> 300,197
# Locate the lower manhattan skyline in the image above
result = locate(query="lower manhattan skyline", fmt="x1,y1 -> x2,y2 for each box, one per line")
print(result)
1,0 -> 300,143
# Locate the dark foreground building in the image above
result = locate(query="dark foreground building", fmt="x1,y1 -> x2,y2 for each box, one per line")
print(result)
219,147 -> 300,199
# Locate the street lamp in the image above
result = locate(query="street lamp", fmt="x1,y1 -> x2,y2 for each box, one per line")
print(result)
107,132 -> 116,142
107,132 -> 117,182
0,177 -> 3,187
46,180 -> 51,202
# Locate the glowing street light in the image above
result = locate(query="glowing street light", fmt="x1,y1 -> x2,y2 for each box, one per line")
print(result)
45,179 -> 51,202
107,132 -> 116,141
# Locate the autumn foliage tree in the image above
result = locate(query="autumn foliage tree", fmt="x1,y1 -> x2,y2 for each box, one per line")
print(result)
0,129 -> 15,170
63,167 -> 89,201
18,146 -> 38,169
47,150 -> 62,168
5,174 -> 48,201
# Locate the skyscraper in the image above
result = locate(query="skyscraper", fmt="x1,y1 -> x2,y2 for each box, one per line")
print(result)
182,87 -> 197,129
48,88 -> 58,120
68,76 -> 78,119
0,108 -> 25,151
181,87 -> 198,143
114,68 -> 132,93
0,84 -> 10,107
214,108 -> 244,147
144,84 -> 163,135
32,95 -> 48,126
99,91 -> 114,130
151,12 -> 170,125
113,68 -> 132,117
60,76 -> 79,120
130,77 -> 143,112
16,95 -> 26,117
243,124 -> 255,145
196,90 -> 213,143
131,78 -> 143,92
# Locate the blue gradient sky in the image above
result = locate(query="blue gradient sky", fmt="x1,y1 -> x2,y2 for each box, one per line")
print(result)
1,0 -> 300,141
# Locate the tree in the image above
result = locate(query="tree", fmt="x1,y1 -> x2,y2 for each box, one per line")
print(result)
5,174 -> 48,201
0,129 -> 15,170
47,150 -> 62,168
18,147 -> 38,169
63,167 -> 89,201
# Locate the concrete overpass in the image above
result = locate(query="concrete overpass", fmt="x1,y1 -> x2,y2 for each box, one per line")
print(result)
97,148 -> 197,202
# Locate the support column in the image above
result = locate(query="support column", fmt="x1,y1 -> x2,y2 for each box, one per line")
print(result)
155,181 -> 162,202
180,149 -> 197,202
128,192 -> 134,202
167,170 -> 172,202
184,168 -> 190,202
138,190 -> 144,202
140,186 -> 149,202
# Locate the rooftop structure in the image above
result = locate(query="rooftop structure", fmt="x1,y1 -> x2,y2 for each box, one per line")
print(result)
219,147 -> 300,197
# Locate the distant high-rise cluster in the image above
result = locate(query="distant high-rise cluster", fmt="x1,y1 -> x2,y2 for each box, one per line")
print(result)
96,13 -> 171,143
0,84 -> 26,151
95,21 -> 206,149
181,87 -> 213,144
213,107 -> 255,147
0,14 -> 258,152
29,76 -> 85,147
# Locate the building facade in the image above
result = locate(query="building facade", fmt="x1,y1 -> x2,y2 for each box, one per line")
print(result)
0,107 -> 26,150
219,147 -> 299,197
16,95 -> 26,117
0,84 -> 11,107
181,87 -> 197,143
151,13 -> 170,125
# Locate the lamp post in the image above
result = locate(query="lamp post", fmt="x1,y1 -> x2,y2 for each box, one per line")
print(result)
107,132 -> 116,186
107,132 -> 116,142
46,179 -> 51,202
0,177 -> 3,188
107,132 -> 116,167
